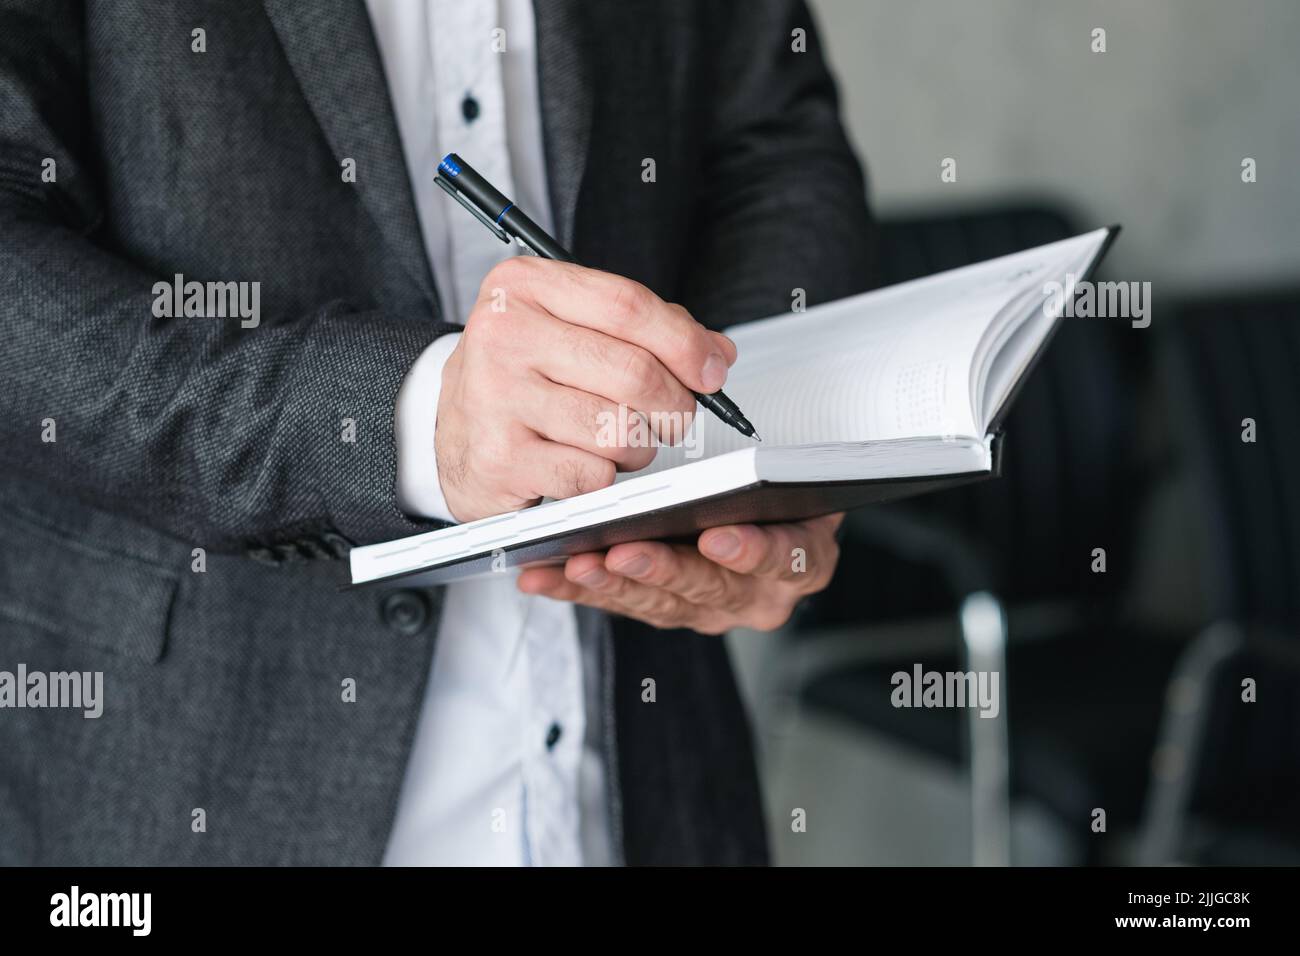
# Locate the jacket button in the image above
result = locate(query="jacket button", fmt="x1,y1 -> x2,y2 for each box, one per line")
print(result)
321,530 -> 353,560
297,537 -> 332,560
247,546 -> 281,566
274,542 -> 308,564
381,590 -> 430,636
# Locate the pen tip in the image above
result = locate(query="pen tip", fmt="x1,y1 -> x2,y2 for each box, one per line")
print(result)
752,431 -> 762,442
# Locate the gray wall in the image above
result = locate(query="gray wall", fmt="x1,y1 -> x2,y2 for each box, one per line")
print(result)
809,0 -> 1300,293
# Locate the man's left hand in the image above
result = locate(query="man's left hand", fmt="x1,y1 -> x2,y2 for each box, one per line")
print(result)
517,513 -> 843,635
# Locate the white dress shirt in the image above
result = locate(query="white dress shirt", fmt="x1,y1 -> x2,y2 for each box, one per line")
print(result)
366,0 -> 610,866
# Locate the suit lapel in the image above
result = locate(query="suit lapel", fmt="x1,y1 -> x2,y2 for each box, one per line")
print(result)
534,0 -> 594,251
262,0 -> 437,309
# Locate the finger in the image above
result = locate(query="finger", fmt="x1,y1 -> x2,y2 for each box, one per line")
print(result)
698,517 -> 839,586
519,563 -> 704,631
562,551 -> 615,590
560,553 -> 653,606
565,553 -> 697,624
535,320 -> 697,445
602,540 -> 749,611
501,257 -> 730,395
523,552 -> 783,634
460,297 -> 562,372
517,435 -> 617,501
711,331 -> 738,366
516,377 -> 657,472
518,566 -> 629,613
465,303 -> 696,448
518,565 -> 585,598
603,538 -> 805,631
563,549 -> 792,634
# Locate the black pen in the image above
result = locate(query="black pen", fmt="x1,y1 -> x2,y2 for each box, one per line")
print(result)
434,153 -> 760,441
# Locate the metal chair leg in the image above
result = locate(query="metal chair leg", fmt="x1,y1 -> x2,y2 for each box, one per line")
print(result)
1137,621 -> 1245,865
961,591 -> 1011,866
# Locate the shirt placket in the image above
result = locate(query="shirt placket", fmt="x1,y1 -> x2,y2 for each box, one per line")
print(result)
430,0 -> 515,321
430,0 -> 586,867
519,595 -> 585,866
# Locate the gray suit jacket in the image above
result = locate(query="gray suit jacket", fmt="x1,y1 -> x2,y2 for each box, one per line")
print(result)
0,0 -> 873,864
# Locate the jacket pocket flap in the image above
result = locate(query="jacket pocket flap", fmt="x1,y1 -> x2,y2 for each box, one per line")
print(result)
0,510 -> 177,664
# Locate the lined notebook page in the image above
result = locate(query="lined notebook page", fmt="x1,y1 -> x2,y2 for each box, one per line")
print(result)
634,292 -> 995,478
635,229 -> 1110,478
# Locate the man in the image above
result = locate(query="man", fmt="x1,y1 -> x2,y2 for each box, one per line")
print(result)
0,0 -> 873,865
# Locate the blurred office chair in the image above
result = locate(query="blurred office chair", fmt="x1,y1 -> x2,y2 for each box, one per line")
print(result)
1139,291 -> 1300,864
758,205 -> 1170,865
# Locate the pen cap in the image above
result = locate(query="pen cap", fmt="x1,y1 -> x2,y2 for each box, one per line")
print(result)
438,153 -> 511,221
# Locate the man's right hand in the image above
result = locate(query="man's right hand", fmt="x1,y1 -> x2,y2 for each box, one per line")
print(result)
434,257 -> 737,524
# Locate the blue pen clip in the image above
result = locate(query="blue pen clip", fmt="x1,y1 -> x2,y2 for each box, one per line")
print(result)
434,173 -> 510,244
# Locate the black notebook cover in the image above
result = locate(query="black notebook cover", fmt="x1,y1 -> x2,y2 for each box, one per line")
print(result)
361,436 -> 1003,588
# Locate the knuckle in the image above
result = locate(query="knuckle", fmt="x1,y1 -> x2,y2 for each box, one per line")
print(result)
620,348 -> 662,398
717,580 -> 748,608
579,457 -> 617,495
723,586 -> 755,614
608,279 -> 653,326
655,598 -> 686,629
479,434 -> 518,482
559,389 -> 601,435
550,457 -> 585,499
692,579 -> 729,606
487,255 -> 532,289
568,323 -> 613,370
637,562 -> 671,588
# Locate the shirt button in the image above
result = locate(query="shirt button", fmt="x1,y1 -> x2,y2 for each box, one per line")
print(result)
461,93 -> 480,123
545,722 -> 563,751
380,590 -> 431,636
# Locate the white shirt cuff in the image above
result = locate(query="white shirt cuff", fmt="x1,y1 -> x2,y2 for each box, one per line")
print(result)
395,332 -> 463,523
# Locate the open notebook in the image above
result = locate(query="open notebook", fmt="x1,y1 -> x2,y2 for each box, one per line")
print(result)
352,226 -> 1117,586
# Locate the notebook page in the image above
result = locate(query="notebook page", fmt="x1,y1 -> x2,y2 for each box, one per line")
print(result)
976,229 -> 1113,426
966,240 -> 1091,419
630,245 -> 1045,478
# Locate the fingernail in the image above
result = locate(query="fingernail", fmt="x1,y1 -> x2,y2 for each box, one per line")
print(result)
701,352 -> 728,392
576,568 -> 608,587
704,532 -> 740,559
615,554 -> 652,577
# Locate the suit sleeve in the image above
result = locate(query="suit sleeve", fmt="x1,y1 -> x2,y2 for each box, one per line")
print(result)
682,0 -> 878,329
0,0 -> 452,554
